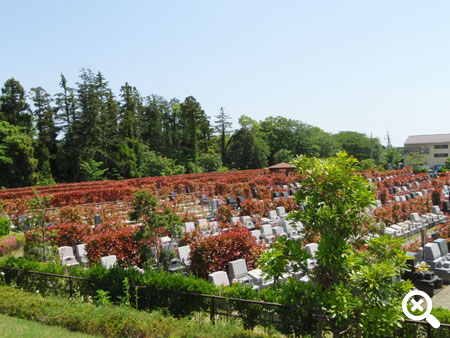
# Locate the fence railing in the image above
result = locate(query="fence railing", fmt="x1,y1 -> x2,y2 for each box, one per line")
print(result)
1,266 -> 449,337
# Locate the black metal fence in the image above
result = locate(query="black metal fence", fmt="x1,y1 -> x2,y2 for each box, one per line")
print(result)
1,266 -> 450,337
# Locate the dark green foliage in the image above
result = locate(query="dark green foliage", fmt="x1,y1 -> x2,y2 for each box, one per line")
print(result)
198,152 -> 222,172
0,70 -> 397,188
226,116 -> 270,170
215,107 -> 232,163
0,217 -> 10,236
30,87 -> 59,185
0,121 -> 37,188
333,131 -> 383,163
0,78 -> 33,135
0,286 -> 269,338
273,149 -> 293,164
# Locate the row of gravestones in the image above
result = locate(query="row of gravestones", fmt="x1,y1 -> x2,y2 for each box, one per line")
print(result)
384,208 -> 447,239
207,243 -> 318,290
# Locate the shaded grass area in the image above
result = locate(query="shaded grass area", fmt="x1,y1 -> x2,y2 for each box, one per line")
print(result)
0,313 -> 98,338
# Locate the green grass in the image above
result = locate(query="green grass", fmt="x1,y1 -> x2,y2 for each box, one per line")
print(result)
0,313 -> 98,338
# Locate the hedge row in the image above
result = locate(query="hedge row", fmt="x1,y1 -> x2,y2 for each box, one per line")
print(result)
2,256 -> 449,337
0,256 -> 276,327
0,286 -> 269,338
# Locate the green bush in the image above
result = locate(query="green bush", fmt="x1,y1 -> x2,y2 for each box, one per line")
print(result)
0,286 -> 270,338
0,256 -> 284,330
0,217 -> 11,237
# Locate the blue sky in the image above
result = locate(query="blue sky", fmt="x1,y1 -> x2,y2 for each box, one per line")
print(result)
2,1 -> 450,147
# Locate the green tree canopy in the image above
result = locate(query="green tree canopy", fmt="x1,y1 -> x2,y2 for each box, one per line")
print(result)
258,152 -> 411,337
333,131 -> 383,163
0,78 -> 33,135
0,121 -> 37,188
225,115 -> 270,169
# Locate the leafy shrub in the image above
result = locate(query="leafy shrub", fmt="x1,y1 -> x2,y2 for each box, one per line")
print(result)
54,222 -> 92,247
190,228 -> 265,279
0,286 -> 268,338
0,217 -> 11,236
216,205 -> 233,223
432,188 -> 442,207
85,226 -> 142,266
0,234 -> 24,257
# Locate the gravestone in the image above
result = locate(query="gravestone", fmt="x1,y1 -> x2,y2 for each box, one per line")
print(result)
444,201 -> 450,212
94,214 -> 101,226
424,243 -> 442,261
410,213 -> 421,223
268,210 -> 278,220
432,206 -> 441,214
305,243 -> 319,258
178,245 -> 191,264
276,206 -> 286,218
226,197 -> 236,207
236,196 -> 244,207
210,199 -> 218,213
184,222 -> 195,233
434,239 -> 449,256
75,244 -> 88,265
250,229 -> 261,240
228,259 -> 249,280
101,255 -> 117,269
208,271 -> 230,286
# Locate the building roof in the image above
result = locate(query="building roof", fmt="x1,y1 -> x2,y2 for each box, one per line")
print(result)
404,133 -> 450,145
268,162 -> 295,169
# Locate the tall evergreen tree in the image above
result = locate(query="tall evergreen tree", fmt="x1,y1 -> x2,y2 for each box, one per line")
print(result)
119,82 -> 141,140
55,74 -> 77,135
141,95 -> 166,153
30,87 -> 58,183
214,107 -> 232,163
225,115 -> 269,169
0,78 -> 33,135
54,74 -> 80,182
179,96 -> 210,167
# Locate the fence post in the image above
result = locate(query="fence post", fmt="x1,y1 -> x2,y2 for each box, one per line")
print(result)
210,297 -> 215,325
427,323 -> 432,338
69,278 -> 73,298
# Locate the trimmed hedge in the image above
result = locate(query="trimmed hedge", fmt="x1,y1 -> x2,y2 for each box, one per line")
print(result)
0,256 -> 269,325
0,286 -> 269,338
1,256 -> 450,336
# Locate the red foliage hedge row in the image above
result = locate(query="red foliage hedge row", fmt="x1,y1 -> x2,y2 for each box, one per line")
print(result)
85,226 -> 142,266
24,222 -> 142,266
373,195 -> 432,226
189,228 -> 265,280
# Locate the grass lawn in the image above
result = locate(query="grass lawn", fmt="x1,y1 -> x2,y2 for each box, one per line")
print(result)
0,313 -> 99,338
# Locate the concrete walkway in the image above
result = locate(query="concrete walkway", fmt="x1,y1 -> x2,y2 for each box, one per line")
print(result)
432,285 -> 450,310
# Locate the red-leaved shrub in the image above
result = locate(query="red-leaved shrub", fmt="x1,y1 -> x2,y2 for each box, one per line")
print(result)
189,228 -> 265,280
53,222 -> 92,247
85,226 -> 142,266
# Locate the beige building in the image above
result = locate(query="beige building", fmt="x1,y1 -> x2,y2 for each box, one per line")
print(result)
404,134 -> 450,170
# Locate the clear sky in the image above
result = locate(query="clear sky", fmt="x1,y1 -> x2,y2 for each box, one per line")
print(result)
2,1 -> 450,147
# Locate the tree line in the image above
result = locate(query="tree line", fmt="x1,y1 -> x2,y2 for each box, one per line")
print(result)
0,69 -> 402,188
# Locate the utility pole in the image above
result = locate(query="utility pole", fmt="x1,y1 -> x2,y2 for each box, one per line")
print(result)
386,130 -> 392,148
